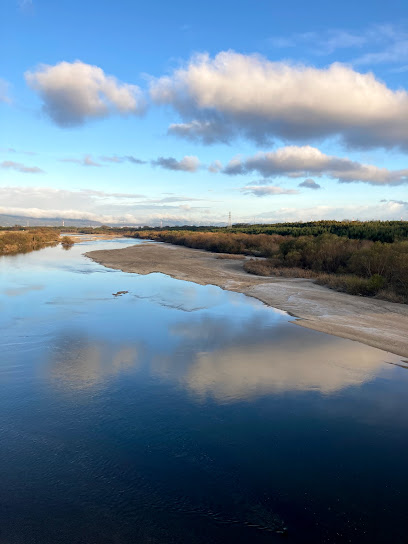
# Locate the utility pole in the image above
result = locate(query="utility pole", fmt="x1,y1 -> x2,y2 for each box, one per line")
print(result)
228,211 -> 232,228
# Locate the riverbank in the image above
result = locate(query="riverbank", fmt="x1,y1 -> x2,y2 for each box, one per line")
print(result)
86,242 -> 408,358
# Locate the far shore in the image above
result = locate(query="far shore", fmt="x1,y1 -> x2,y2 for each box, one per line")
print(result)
86,242 -> 408,358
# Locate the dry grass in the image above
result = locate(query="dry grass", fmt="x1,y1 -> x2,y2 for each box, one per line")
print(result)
244,259 -> 317,278
61,236 -> 75,248
216,253 -> 245,260
0,229 -> 60,255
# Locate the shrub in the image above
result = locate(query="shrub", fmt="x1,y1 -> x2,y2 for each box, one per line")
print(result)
61,236 -> 75,249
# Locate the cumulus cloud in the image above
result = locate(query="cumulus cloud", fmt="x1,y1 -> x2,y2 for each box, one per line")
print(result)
1,160 -> 44,173
25,61 -> 146,127
60,154 -> 101,167
241,185 -> 298,197
298,178 -> 321,189
151,155 -> 200,172
150,51 -> 408,149
223,145 -> 408,185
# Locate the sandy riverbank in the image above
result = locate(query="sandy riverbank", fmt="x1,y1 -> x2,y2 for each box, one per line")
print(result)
62,233 -> 124,242
86,242 -> 408,358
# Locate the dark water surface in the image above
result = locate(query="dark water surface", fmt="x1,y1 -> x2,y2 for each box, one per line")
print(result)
1,239 -> 407,543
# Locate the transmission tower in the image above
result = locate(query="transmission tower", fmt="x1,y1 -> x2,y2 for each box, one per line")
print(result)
228,211 -> 232,228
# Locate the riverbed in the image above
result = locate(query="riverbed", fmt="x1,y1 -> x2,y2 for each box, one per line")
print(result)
1,238 -> 407,543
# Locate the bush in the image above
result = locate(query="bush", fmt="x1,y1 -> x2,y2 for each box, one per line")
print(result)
61,236 -> 75,249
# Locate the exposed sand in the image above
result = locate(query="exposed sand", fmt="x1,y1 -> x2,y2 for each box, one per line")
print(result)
86,242 -> 408,358
62,233 -> 123,242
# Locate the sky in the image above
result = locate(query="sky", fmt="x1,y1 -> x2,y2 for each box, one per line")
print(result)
1,0 -> 408,226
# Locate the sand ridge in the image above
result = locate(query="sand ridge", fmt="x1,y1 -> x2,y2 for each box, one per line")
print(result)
86,242 -> 408,358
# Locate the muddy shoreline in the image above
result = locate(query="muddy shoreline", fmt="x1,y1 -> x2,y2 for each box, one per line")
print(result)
86,242 -> 408,358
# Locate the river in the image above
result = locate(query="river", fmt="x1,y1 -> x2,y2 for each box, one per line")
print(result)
1,238 -> 407,543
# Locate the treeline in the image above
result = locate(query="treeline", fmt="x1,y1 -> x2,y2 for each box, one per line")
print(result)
133,230 -> 286,256
5,220 -> 408,243
0,229 -> 61,255
67,220 -> 408,243
226,220 -> 408,243
131,230 -> 408,303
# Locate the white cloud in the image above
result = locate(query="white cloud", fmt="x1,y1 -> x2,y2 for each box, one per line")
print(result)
0,186 -> 214,226
25,61 -> 146,127
0,160 -> 44,173
150,51 -> 408,149
252,200 -> 408,223
223,145 -> 408,185
151,155 -> 200,172
241,185 -> 299,197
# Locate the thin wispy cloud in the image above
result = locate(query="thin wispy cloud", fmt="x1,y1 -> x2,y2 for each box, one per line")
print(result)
353,24 -> 408,66
268,23 -> 408,67
241,185 -> 299,197
0,147 -> 36,155
18,0 -> 33,12
100,155 -> 147,164
208,160 -> 223,173
151,155 -> 200,172
1,160 -> 44,173
60,154 -> 101,167
146,195 -> 209,203
268,29 -> 367,54
0,78 -> 11,104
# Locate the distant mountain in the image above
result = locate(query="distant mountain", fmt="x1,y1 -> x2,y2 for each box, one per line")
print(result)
0,213 -> 222,228
0,214 -> 102,227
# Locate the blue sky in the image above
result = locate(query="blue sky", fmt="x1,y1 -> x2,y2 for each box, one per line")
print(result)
1,0 -> 408,225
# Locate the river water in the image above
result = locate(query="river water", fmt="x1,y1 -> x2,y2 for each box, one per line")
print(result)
1,238 -> 407,543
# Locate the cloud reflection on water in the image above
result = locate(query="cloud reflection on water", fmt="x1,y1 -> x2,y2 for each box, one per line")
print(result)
153,316 -> 397,402
49,334 -> 140,390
